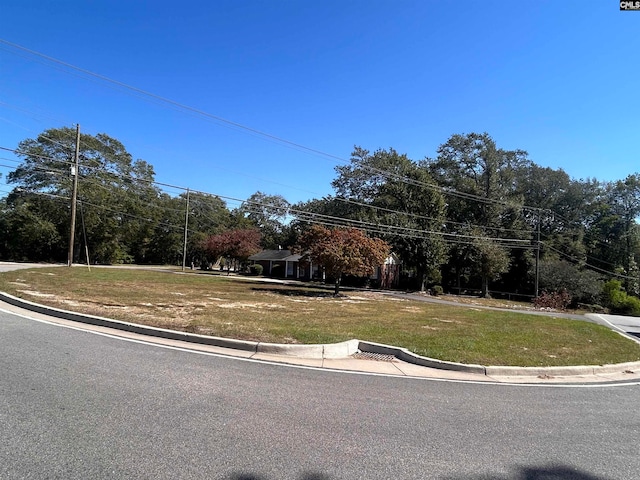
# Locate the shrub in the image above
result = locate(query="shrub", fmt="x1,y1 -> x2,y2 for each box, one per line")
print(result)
534,289 -> 572,310
620,296 -> 640,316
539,260 -> 603,306
432,285 -> 444,296
602,280 -> 640,316
249,264 -> 263,276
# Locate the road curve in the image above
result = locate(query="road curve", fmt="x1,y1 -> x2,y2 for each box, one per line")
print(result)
2,308 -> 640,480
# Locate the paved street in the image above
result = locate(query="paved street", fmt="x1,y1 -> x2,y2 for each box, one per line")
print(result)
2,308 -> 640,479
588,313 -> 640,340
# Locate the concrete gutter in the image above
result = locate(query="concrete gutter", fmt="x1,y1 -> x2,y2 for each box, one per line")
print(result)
3,291 -> 640,377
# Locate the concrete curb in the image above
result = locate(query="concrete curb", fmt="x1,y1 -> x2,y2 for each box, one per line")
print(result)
3,291 -> 640,377
357,340 -> 486,374
256,339 -> 360,359
485,361 -> 640,377
0,292 -> 258,352
0,292 -> 358,360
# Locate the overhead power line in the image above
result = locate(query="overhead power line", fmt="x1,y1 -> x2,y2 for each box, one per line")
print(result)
545,245 -> 638,281
1,38 -> 551,215
0,39 -> 347,163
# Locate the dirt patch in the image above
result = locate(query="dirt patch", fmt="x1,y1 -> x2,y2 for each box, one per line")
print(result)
403,306 -> 423,313
17,290 -> 55,298
217,302 -> 286,309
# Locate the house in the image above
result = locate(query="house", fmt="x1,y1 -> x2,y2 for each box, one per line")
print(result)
249,249 -> 402,288
371,253 -> 402,289
248,249 -> 313,280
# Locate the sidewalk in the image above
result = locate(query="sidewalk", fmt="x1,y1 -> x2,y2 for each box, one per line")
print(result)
3,291 -> 640,385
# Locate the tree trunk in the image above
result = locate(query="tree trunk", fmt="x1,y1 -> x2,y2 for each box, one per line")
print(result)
481,276 -> 490,298
334,274 -> 342,296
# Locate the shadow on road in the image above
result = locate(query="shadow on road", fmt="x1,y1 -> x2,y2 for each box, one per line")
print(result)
228,464 -> 609,480
442,464 -> 610,480
230,474 -> 330,480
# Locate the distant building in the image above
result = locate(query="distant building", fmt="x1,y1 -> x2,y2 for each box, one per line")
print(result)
248,249 -> 313,280
249,249 -> 401,288
372,253 -> 402,289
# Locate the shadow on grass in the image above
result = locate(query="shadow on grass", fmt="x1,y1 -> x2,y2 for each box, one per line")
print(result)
250,287 -> 335,298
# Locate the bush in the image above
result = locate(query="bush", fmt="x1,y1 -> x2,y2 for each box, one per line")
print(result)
432,285 -> 444,296
620,296 -> 640,316
602,280 -> 640,316
539,260 -> 603,306
249,264 -> 263,276
534,289 -> 572,310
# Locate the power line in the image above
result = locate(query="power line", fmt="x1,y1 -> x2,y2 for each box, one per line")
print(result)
0,38 -> 552,215
545,245 -> 637,280
2,142 -> 537,238
0,39 -> 348,163
1,140 -> 633,272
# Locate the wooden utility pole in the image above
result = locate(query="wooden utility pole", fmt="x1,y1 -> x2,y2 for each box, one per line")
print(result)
534,208 -> 541,298
67,124 -> 80,267
182,188 -> 190,271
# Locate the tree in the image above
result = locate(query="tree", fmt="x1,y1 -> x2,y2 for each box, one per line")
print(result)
585,175 -> 640,294
0,195 -> 63,261
239,192 -> 292,249
8,127 -> 161,264
332,147 -> 447,291
448,231 -> 511,298
538,259 -> 604,306
427,132 -> 529,228
296,225 -> 390,296
203,228 -> 261,273
427,133 -> 530,295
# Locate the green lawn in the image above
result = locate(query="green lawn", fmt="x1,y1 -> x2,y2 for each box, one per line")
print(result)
1,266 -> 639,367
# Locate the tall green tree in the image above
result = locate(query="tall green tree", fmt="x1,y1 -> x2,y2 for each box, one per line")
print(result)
240,191 -> 292,249
332,147 -> 447,291
8,127 -> 161,264
0,194 -> 63,261
584,175 -> 640,294
427,133 -> 530,295
146,191 -> 233,266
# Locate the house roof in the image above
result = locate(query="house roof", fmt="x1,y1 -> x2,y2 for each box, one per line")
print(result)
248,249 -> 303,262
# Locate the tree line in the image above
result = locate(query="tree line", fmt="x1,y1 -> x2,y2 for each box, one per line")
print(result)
2,127 -> 639,310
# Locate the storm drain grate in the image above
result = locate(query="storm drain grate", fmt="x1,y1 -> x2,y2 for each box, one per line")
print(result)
353,351 -> 396,362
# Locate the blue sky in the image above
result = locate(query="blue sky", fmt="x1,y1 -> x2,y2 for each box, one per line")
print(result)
1,1 -> 639,207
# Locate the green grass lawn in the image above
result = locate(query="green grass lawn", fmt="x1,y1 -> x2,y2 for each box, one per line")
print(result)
1,266 -> 639,367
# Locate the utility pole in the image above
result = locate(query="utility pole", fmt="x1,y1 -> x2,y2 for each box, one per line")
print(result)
534,208 -> 541,298
67,124 -> 80,267
182,188 -> 190,271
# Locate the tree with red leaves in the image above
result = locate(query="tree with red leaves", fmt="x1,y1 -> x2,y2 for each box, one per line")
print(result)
203,228 -> 261,273
297,225 -> 390,296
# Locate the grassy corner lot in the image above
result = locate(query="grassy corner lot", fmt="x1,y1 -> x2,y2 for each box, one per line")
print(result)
1,266 -> 639,367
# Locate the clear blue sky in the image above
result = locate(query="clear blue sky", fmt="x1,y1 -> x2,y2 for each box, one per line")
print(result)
1,1 -> 639,208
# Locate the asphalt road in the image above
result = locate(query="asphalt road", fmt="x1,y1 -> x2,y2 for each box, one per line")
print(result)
3,309 -> 640,479
588,313 -> 640,341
